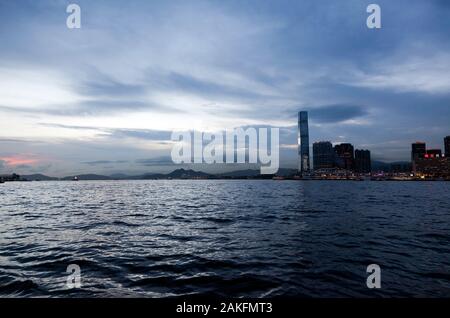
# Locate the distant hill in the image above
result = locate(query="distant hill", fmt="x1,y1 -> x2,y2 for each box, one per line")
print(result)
371,161 -> 411,172
61,174 -> 111,181
109,173 -> 130,179
139,169 -> 212,179
166,168 -> 212,179
140,172 -> 166,179
5,165 -> 308,182
62,168 -> 298,180
371,160 -> 390,172
21,174 -> 59,181
19,163 -> 412,182
275,168 -> 298,177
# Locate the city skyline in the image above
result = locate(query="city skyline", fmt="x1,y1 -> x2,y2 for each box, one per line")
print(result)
1,0 -> 450,176
2,113 -> 449,178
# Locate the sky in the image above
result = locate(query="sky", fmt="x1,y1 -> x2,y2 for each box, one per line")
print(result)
0,0 -> 449,176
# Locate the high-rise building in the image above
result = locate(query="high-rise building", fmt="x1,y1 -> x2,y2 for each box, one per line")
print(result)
411,142 -> 426,162
355,149 -> 371,173
313,141 -> 334,170
412,139 -> 450,178
411,142 -> 426,173
298,111 -> 310,173
334,143 -> 354,170
445,136 -> 450,157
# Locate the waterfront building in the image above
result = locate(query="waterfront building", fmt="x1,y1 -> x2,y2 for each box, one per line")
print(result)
355,149 -> 371,174
411,142 -> 426,172
334,143 -> 354,170
411,142 -> 426,161
313,141 -> 334,170
414,157 -> 450,178
298,111 -> 310,173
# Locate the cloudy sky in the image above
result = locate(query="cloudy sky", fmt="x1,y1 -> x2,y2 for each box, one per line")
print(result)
0,0 -> 449,176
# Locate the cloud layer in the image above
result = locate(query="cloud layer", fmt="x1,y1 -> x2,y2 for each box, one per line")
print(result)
0,0 -> 449,175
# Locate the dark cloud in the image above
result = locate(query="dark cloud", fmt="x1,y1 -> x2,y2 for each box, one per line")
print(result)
37,124 -> 176,146
158,71 -> 272,101
0,100 -> 168,117
69,100 -> 154,115
38,124 -> 174,142
135,156 -> 174,166
78,79 -> 147,98
110,129 -> 173,141
309,104 -> 368,123
83,160 -> 128,165
39,123 -> 103,130
0,138 -> 31,143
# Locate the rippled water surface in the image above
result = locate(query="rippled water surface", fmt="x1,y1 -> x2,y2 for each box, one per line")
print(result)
1,180 -> 449,297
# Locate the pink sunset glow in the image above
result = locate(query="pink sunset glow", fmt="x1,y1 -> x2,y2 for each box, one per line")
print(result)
0,155 -> 40,166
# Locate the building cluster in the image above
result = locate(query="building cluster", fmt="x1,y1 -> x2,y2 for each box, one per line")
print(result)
297,110 -> 449,180
411,136 -> 450,178
297,111 -> 371,176
312,141 -> 371,173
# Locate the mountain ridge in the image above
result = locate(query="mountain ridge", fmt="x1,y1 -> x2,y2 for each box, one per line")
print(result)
12,161 -> 411,181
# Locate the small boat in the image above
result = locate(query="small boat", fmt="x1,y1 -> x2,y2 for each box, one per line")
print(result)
72,176 -> 79,181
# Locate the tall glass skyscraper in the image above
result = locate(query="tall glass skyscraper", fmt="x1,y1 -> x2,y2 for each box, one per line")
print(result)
298,111 -> 310,173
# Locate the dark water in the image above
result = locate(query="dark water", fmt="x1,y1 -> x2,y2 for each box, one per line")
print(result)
0,180 -> 449,297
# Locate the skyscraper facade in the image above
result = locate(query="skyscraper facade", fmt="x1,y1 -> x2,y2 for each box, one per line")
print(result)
313,141 -> 334,170
355,149 -> 371,173
411,142 -> 426,162
445,136 -> 450,157
411,142 -> 426,172
298,111 -> 310,173
334,143 -> 354,170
